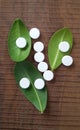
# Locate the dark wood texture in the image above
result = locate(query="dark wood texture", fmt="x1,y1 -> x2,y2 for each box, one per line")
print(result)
0,0 -> 80,129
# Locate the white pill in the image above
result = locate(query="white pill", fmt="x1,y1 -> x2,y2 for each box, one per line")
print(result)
16,37 -> 27,48
38,62 -> 48,72
34,78 -> 45,90
33,41 -> 44,52
34,52 -> 45,63
43,70 -> 54,81
59,41 -> 70,52
62,55 -> 73,66
29,28 -> 40,39
19,77 -> 30,89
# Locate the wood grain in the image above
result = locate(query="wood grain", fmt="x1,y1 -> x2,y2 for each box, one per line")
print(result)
0,0 -> 80,129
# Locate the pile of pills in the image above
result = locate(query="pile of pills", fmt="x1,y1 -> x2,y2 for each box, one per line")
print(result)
30,28 -> 54,82
19,77 -> 45,90
59,41 -> 73,66
16,27 -> 73,91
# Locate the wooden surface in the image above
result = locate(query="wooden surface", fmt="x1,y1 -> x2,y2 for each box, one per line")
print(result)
0,0 -> 80,130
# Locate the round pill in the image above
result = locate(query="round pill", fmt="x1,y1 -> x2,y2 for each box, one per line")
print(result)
62,55 -> 73,66
33,41 -> 44,52
19,77 -> 30,89
34,52 -> 45,63
29,28 -> 40,39
34,78 -> 45,90
43,70 -> 54,81
38,62 -> 48,72
16,37 -> 27,48
59,41 -> 70,52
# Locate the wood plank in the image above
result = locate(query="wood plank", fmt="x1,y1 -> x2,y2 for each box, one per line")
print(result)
0,0 -> 80,129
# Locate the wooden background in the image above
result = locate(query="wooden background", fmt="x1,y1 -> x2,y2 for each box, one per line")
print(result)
0,0 -> 80,130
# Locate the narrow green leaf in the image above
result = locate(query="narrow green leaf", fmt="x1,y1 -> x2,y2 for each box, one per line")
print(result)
14,61 -> 47,113
48,28 -> 73,70
8,19 -> 31,62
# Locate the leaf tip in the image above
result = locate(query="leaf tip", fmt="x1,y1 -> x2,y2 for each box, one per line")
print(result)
41,111 -> 44,114
40,109 -> 45,114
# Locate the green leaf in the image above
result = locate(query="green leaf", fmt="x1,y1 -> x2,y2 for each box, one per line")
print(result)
48,28 -> 73,70
8,19 -> 31,62
14,60 -> 47,113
